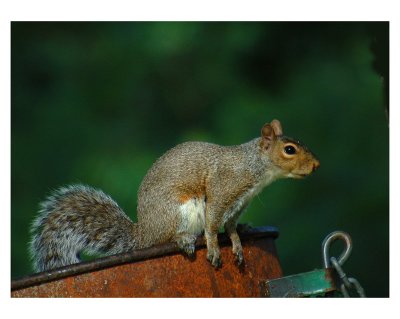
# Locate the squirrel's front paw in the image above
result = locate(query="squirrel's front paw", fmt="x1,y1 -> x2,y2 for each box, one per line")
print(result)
231,237 -> 244,266
207,249 -> 222,268
234,250 -> 244,266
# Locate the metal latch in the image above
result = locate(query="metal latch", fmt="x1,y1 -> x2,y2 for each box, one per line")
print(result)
260,231 -> 365,297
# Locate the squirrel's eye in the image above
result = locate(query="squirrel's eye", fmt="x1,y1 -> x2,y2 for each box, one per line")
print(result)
284,145 -> 296,155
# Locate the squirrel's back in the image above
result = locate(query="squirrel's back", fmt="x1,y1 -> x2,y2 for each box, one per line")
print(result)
138,140 -> 256,197
30,185 -> 138,272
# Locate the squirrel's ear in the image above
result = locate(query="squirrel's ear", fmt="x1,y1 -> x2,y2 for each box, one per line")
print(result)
271,119 -> 283,136
261,123 -> 276,149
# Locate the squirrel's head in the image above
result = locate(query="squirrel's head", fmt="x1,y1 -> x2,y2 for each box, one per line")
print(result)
260,119 -> 320,179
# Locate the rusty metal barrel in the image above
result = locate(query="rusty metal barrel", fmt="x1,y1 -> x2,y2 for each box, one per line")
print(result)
11,225 -> 282,297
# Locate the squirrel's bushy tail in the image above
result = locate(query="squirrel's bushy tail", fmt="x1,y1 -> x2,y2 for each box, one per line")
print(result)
29,185 -> 138,272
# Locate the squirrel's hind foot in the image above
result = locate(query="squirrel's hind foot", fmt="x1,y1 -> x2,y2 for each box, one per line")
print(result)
175,234 -> 197,258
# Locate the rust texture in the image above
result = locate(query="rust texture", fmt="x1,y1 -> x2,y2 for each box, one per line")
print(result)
12,226 -> 282,297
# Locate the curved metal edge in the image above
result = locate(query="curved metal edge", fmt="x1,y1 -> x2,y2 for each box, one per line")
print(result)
321,231 -> 352,268
11,225 -> 279,291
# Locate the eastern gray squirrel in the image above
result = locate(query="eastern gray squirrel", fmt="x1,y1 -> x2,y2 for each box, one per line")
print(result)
30,119 -> 319,272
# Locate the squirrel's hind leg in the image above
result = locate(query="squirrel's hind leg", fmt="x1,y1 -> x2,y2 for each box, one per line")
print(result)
174,196 -> 206,258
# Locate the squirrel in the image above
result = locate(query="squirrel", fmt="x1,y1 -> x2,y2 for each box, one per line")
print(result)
29,119 -> 319,272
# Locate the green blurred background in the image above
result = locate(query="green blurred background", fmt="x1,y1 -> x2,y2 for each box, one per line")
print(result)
11,22 -> 389,296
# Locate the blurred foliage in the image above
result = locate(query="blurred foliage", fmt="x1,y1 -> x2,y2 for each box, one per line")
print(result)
11,22 -> 388,297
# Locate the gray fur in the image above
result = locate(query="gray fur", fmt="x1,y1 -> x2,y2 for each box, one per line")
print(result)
29,120 -> 319,271
30,185 -> 138,272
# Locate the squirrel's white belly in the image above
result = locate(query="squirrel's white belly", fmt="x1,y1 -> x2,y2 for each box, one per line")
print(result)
179,196 -> 206,235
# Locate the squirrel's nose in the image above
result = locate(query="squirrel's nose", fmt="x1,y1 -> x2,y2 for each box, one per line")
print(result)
312,160 -> 320,172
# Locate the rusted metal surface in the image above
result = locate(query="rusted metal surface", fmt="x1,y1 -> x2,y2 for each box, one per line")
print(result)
12,225 -> 282,297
